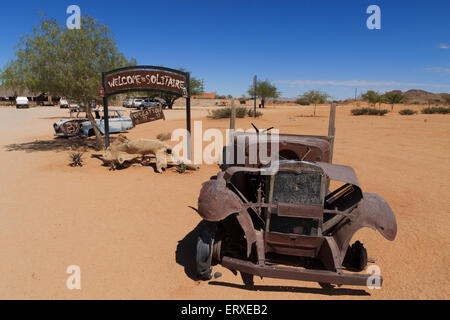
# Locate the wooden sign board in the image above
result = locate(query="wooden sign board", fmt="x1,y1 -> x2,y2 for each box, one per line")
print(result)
131,106 -> 165,126
106,70 -> 187,96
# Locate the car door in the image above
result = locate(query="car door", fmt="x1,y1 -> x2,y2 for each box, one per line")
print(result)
107,111 -> 123,133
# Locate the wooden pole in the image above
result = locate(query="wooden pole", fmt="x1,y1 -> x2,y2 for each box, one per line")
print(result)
230,98 -> 236,130
328,102 -> 336,163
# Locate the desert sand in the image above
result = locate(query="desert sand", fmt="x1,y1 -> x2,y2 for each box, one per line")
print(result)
0,102 -> 448,299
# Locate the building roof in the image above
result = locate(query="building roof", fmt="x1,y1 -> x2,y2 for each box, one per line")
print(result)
193,92 -> 216,99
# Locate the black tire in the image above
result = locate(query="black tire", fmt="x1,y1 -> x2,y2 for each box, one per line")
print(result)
195,224 -> 216,280
240,272 -> 254,287
88,129 -> 95,137
343,240 -> 368,272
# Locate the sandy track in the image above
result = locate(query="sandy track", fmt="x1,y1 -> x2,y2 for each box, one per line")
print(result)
0,104 -> 448,299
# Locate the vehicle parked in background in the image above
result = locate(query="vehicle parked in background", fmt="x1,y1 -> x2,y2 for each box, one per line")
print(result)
53,108 -> 134,137
149,97 -> 168,109
16,97 -> 29,109
131,98 -> 145,109
140,97 -> 161,110
123,97 -> 133,108
59,98 -> 69,109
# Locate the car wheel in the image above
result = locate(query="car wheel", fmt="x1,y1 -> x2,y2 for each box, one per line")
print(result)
343,240 -> 368,272
88,129 -> 95,137
195,223 -> 217,280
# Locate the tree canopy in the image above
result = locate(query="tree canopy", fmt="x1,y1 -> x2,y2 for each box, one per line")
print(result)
383,91 -> 406,110
0,14 -> 136,149
361,90 -> 383,108
299,89 -> 330,116
247,80 -> 280,107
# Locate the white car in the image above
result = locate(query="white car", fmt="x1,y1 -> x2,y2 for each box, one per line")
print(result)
122,97 -> 133,108
131,98 -> 145,108
16,97 -> 29,109
60,98 -> 69,109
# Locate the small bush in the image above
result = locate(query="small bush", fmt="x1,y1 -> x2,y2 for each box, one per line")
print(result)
351,108 -> 389,116
399,109 -> 417,115
295,98 -> 310,105
247,109 -> 263,118
175,163 -> 187,174
157,132 -> 172,141
351,108 -> 368,115
208,107 -> 252,119
69,152 -> 84,167
421,107 -> 450,114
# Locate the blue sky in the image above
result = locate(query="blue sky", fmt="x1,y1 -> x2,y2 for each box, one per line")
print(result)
0,0 -> 449,99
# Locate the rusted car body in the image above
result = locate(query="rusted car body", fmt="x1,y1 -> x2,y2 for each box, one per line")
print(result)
195,133 -> 397,288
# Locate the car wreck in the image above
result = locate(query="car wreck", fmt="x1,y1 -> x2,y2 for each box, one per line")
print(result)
53,108 -> 133,137
194,131 -> 397,288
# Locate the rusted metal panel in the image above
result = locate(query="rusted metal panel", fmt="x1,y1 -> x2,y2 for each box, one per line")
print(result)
106,70 -> 187,96
221,256 -> 376,287
130,106 -> 165,126
333,192 -> 397,260
265,232 -> 324,257
317,162 -> 361,187
277,203 -> 323,219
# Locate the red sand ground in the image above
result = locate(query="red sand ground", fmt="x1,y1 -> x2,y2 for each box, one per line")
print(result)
0,103 -> 448,299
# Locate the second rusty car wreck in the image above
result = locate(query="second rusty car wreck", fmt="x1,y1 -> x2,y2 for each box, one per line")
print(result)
194,132 -> 397,288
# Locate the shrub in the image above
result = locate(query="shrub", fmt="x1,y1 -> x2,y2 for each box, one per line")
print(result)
69,152 -> 83,167
295,98 -> 310,105
399,109 -> 417,115
421,107 -> 450,114
247,109 -> 263,118
351,108 -> 389,116
351,108 -> 368,115
157,132 -> 172,141
208,107 -> 251,119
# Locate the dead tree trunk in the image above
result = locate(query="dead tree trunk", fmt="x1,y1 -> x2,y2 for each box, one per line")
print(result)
83,98 -> 104,150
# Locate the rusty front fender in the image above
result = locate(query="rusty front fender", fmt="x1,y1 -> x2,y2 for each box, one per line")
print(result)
334,192 -> 397,261
197,174 -> 256,257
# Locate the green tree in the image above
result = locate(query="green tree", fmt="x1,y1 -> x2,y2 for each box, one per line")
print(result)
247,80 -> 280,108
299,89 -> 330,116
440,93 -> 450,106
383,91 -> 406,110
0,15 -> 136,149
361,90 -> 383,109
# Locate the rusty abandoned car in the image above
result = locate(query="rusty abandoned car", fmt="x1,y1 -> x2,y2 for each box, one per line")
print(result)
194,131 -> 397,288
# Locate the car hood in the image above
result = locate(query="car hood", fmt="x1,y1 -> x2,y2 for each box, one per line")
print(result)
54,118 -> 88,127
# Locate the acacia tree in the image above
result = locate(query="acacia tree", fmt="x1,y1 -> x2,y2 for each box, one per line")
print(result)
383,91 -> 406,110
361,90 -> 382,109
440,93 -> 450,106
299,89 -> 330,116
0,15 -> 136,149
247,80 -> 280,108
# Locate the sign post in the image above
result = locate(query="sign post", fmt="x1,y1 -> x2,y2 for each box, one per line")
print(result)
101,72 -> 110,148
253,75 -> 257,118
102,66 -> 190,155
